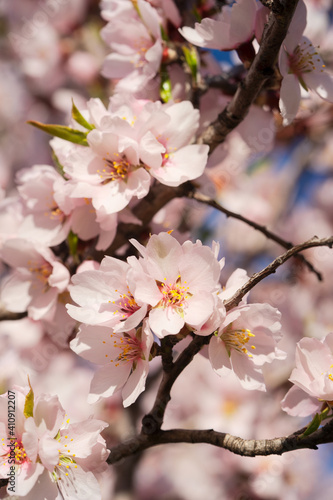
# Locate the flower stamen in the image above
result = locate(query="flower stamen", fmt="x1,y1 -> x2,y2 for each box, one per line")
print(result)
221,327 -> 256,358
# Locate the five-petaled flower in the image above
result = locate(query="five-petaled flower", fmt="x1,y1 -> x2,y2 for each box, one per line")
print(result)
282,333 -> 333,417
279,36 -> 333,125
0,387 -> 109,499
209,303 -> 286,391
128,232 -> 225,338
70,319 -> 154,406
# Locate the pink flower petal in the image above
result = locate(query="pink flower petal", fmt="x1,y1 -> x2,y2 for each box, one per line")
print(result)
281,385 -> 321,417
149,306 -> 184,338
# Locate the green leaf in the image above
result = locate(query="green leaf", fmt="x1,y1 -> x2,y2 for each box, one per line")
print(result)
160,24 -> 169,42
68,231 -> 79,257
51,151 -> 65,177
301,412 -> 322,437
27,121 -> 89,146
160,66 -> 172,103
321,406 -> 330,419
192,7 -> 202,22
24,378 -> 34,418
71,100 -> 95,131
182,45 -> 198,80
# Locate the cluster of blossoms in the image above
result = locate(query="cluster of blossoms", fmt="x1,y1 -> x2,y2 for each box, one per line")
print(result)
179,0 -> 333,126
0,93 -> 208,266
68,232 -> 285,405
1,0 -> 333,497
0,95 -> 209,330
51,94 -> 209,209
100,0 -> 180,93
0,386 -> 108,499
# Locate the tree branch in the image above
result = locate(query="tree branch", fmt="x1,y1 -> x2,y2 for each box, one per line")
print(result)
0,310 -> 27,321
108,416 -> 333,464
190,191 -> 323,281
199,0 -> 299,153
94,181 -> 194,258
141,236 -> 332,435
107,232 -> 333,465
142,334 -> 211,434
224,236 -> 333,310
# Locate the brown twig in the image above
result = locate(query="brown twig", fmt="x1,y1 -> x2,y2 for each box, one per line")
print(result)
93,181 -> 194,259
190,191 -> 323,281
224,236 -> 333,310
0,310 -> 27,321
259,0 -> 273,8
199,0 -> 299,153
107,417 -> 333,464
142,334 -> 211,435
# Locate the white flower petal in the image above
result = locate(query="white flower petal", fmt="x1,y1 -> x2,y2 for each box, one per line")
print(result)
279,74 -> 301,125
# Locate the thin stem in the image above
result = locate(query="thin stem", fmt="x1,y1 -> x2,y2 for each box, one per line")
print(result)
190,191 -> 323,281
224,236 -> 333,310
142,334 -> 210,434
93,181 -> 194,259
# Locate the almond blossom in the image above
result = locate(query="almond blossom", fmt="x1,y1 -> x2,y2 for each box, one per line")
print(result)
179,0 -> 258,51
100,0 -> 163,93
281,333 -> 333,417
279,35 -> 333,125
16,164 -> 72,247
278,0 -> 333,125
128,232 -> 224,338
0,239 -> 70,322
70,319 -> 154,406
67,255 -> 147,332
15,164 -> 118,251
209,303 -> 285,391
0,387 -> 109,499
100,94 -> 209,187
139,100 -> 209,187
52,130 -> 151,216
51,96 -> 208,207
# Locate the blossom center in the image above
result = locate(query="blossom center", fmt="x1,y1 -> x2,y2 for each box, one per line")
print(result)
99,156 -> 130,183
134,42 -> 150,68
108,332 -> 142,366
28,261 -> 52,291
324,364 -> 333,382
48,206 -> 65,222
221,326 -> 256,358
157,276 -> 190,309
6,440 -> 30,465
161,152 -> 170,166
54,455 -> 78,482
287,40 -> 325,80
109,287 -> 140,319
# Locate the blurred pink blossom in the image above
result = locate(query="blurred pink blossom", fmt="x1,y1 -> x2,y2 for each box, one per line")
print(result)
0,239 -> 70,321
